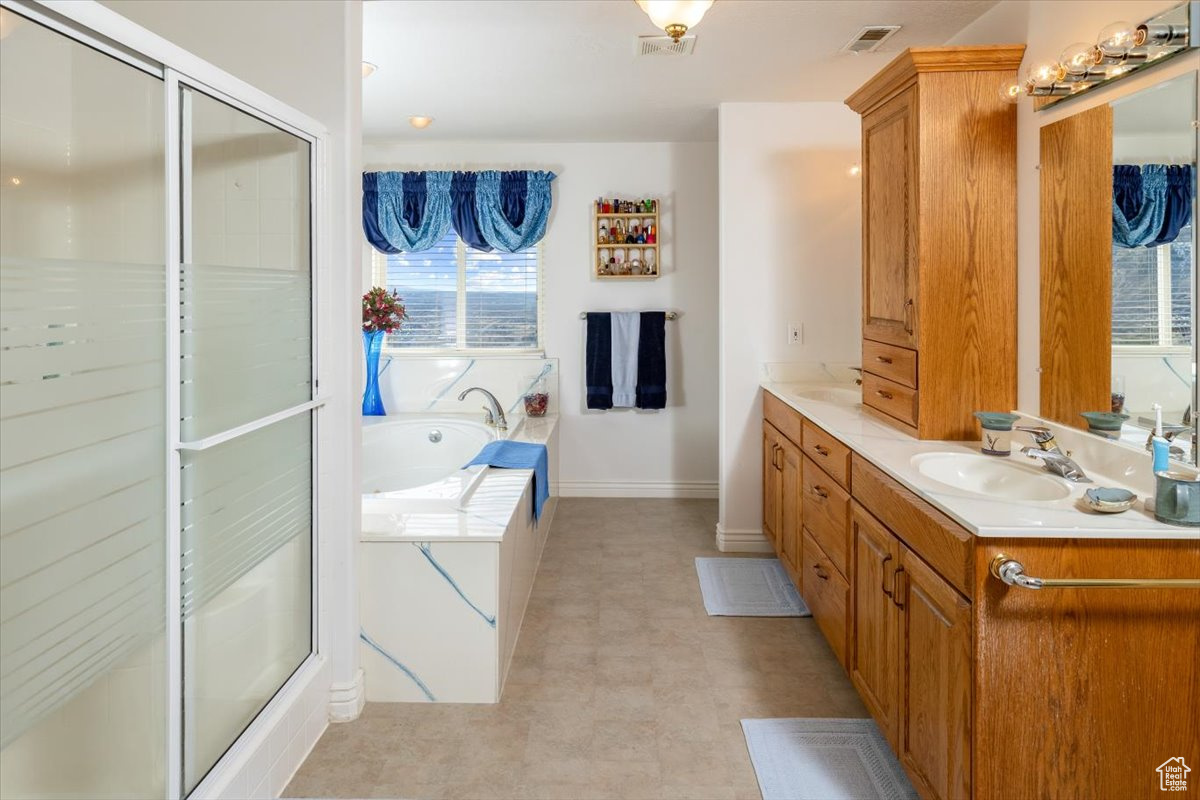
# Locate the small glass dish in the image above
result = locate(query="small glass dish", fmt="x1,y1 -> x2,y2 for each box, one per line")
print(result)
1083,487 -> 1138,514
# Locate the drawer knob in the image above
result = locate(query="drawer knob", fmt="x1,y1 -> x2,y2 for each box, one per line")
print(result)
811,485 -> 829,500
876,390 -> 894,400
814,444 -> 830,457
811,563 -> 830,581
876,356 -> 893,365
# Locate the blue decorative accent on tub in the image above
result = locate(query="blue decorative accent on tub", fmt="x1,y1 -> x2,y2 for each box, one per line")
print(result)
465,440 -> 549,520
427,358 -> 475,410
413,542 -> 497,628
359,628 -> 436,701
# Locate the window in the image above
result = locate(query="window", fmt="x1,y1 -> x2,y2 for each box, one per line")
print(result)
372,230 -> 542,351
1112,220 -> 1193,348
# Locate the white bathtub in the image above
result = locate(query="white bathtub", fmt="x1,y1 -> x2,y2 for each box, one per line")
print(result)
362,414 -> 524,513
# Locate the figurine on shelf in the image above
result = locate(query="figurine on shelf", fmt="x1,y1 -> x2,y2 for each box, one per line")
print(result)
612,220 -> 625,241
636,226 -> 646,244
646,223 -> 656,244
630,258 -> 642,275
625,224 -> 637,244
599,222 -> 609,244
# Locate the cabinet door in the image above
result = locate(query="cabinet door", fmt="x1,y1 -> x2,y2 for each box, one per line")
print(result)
778,437 -> 803,587
862,88 -> 918,349
762,421 -> 781,549
896,546 -> 972,800
849,503 -> 900,748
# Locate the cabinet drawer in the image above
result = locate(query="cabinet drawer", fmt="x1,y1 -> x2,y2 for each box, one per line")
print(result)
863,372 -> 918,428
862,340 -> 917,389
763,391 -> 804,447
801,420 -> 851,490
852,455 -> 973,599
802,456 -> 850,578
802,529 -> 849,669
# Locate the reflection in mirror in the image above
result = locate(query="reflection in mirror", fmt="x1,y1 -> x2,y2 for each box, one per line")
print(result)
1110,73 -> 1197,463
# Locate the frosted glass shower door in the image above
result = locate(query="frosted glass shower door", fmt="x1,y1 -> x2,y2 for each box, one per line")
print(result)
178,86 -> 314,793
0,9 -> 167,798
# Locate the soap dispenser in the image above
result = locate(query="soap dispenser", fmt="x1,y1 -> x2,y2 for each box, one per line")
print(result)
973,412 -> 1021,456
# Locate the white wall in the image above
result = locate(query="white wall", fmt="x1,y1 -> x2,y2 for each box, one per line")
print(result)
362,141 -> 720,497
717,103 -> 863,544
948,0 -> 1195,414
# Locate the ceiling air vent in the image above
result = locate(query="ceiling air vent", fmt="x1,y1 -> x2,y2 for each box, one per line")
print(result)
635,35 -> 697,57
841,25 -> 901,54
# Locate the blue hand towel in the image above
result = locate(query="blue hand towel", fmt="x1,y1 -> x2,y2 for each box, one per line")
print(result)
585,312 -> 613,410
464,440 -> 549,521
636,311 -> 667,409
610,311 -> 640,408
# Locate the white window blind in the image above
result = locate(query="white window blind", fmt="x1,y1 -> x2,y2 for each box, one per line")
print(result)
1113,222 -> 1193,347
373,231 -> 541,351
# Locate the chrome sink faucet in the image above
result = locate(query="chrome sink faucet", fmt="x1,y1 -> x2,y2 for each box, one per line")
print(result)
1017,425 -> 1091,483
458,387 -> 507,431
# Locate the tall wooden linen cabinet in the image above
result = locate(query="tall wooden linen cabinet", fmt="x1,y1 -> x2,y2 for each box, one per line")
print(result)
846,46 -> 1025,440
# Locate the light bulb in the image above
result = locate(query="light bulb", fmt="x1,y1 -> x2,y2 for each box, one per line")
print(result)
998,77 -> 1023,103
1023,62 -> 1065,89
635,0 -> 714,41
408,116 -> 434,129
1058,42 -> 1097,76
847,163 -> 862,177
361,61 -> 378,79
1097,21 -> 1136,57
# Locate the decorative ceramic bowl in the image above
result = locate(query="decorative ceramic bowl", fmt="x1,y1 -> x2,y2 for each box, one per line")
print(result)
1084,487 -> 1138,514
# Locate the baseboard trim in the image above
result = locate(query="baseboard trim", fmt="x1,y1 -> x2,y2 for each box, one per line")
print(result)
555,480 -> 718,499
715,524 -> 772,553
328,667 -> 364,722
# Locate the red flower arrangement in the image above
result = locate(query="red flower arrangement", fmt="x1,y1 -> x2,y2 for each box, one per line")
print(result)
362,287 -> 407,334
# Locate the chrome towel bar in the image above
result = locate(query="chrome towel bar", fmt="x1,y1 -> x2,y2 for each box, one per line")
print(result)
579,311 -> 677,320
990,554 -> 1200,590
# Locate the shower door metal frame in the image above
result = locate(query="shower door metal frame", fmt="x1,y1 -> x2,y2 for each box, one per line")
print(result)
0,2 -> 332,798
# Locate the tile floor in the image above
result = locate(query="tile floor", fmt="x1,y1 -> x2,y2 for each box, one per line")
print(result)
285,498 -> 866,800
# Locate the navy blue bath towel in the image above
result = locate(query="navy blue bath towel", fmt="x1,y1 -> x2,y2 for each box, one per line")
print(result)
636,311 -> 667,409
585,312 -> 613,409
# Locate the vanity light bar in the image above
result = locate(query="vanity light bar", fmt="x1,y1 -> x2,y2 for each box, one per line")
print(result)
1013,0 -> 1195,103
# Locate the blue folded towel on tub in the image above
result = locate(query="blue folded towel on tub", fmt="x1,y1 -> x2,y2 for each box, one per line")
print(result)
464,440 -> 549,521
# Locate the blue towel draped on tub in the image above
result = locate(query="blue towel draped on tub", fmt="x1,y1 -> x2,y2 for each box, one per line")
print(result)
465,440 -> 549,521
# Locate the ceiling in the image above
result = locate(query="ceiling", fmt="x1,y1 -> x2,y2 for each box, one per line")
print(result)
362,0 -> 1000,142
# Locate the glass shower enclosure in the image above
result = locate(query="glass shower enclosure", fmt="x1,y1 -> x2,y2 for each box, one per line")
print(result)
0,5 -> 321,797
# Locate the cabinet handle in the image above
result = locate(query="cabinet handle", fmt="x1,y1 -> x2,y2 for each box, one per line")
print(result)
881,554 -> 893,598
812,563 -> 830,581
875,355 -> 894,365
989,553 -> 1200,589
811,485 -> 829,500
892,566 -> 907,609
814,445 -> 830,457
903,298 -> 914,335
774,446 -> 784,470
876,390 -> 894,401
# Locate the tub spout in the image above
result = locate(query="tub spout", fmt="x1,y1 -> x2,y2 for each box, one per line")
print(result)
458,387 -> 507,431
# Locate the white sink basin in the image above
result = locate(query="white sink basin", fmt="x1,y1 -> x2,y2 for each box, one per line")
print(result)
792,387 -> 861,405
911,452 -> 1072,502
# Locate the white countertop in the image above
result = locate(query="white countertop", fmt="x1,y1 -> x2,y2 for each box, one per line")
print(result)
762,382 -> 1200,541
361,414 -> 558,543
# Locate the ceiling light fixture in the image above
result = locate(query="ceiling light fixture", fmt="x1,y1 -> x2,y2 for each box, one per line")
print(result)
635,0 -> 713,43
409,116 -> 434,130
362,61 -> 378,79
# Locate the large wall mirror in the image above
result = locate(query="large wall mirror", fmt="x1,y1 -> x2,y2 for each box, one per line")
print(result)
1040,69 -> 1198,464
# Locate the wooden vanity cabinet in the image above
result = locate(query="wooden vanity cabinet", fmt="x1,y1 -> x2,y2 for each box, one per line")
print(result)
762,412 -> 802,586
846,46 -> 1024,441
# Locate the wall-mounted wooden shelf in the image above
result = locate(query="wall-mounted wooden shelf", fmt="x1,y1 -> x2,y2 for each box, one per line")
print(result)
594,199 -> 659,280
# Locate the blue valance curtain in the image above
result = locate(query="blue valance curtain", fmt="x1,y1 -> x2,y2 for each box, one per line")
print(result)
364,169 -> 556,253
1113,163 -> 1194,248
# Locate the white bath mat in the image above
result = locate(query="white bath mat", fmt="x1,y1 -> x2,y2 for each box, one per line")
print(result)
741,718 -> 918,800
694,557 -> 809,617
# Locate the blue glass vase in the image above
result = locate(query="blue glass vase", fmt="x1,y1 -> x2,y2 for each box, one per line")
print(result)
362,329 -> 386,416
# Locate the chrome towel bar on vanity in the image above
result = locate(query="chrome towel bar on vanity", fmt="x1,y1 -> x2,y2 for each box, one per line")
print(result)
990,554 -> 1200,590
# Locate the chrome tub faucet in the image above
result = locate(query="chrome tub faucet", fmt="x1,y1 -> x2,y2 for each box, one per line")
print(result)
458,387 -> 507,431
